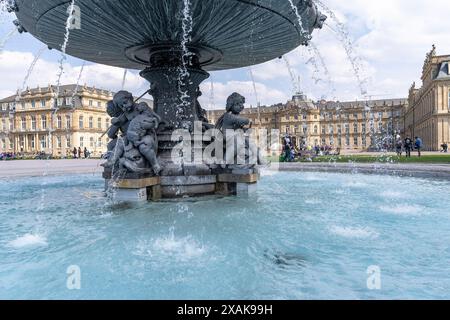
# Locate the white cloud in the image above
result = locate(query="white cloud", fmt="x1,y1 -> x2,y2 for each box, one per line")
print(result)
0,50 -> 145,98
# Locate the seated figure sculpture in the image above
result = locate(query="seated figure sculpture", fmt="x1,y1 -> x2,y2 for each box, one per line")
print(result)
127,102 -> 162,175
102,91 -> 161,175
215,92 -> 266,167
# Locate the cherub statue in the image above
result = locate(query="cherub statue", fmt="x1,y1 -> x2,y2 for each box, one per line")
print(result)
215,92 -> 266,166
102,91 -> 161,175
126,102 -> 162,175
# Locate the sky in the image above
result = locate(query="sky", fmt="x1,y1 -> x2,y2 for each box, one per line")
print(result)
1,0 -> 450,110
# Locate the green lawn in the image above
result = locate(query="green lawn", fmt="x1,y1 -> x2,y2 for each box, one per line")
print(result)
271,154 -> 450,164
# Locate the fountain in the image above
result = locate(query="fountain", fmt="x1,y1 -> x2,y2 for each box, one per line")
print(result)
12,0 -> 326,201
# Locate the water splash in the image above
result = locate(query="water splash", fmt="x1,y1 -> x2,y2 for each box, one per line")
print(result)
71,61 -> 85,108
315,0 -> 368,96
121,69 -> 127,90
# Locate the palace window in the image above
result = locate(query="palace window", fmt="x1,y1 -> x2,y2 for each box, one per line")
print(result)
89,117 -> 93,129
97,101 -> 102,108
21,117 -> 26,130
40,135 -> 47,149
448,91 -> 450,110
31,116 -> 36,130
98,117 -> 102,129
41,99 -> 46,108
345,136 -> 350,146
354,136 -> 358,146
66,135 -> 71,148
22,102 -> 26,109
57,116 -> 62,129
65,97 -> 72,106
353,123 -> 358,133
57,98 -> 64,107
41,115 -> 47,129
66,115 -> 71,128
1,119 -> 5,131
57,136 -> 62,148
314,125 -> 318,134
80,136 -> 84,147
89,100 -> 93,107
79,116 -> 84,128
322,127 -> 326,135
345,124 -> 350,134
90,137 -> 94,148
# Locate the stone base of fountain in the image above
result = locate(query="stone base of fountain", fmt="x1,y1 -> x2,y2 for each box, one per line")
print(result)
103,168 -> 259,202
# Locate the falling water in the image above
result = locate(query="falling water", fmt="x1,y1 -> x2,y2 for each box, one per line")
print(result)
209,78 -> 215,110
287,0 -> 309,37
71,61 -> 85,108
52,0 -> 76,112
177,0 -> 193,119
121,69 -> 128,90
283,56 -> 300,94
14,45 -> 47,106
309,41 -> 336,96
314,0 -> 368,96
0,27 -> 17,54
248,67 -> 259,107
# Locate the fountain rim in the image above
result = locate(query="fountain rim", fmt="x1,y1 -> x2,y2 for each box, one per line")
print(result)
14,0 -> 315,71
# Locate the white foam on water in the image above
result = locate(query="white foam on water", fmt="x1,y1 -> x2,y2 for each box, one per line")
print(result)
379,205 -> 428,216
134,235 -> 206,262
260,169 -> 278,177
8,234 -> 48,249
330,226 -> 378,239
343,181 -> 368,188
379,191 -> 409,199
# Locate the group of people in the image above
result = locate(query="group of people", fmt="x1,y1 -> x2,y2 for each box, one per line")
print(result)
281,135 -> 339,162
395,136 -> 423,157
441,143 -> 449,153
72,147 -> 91,159
0,152 -> 16,160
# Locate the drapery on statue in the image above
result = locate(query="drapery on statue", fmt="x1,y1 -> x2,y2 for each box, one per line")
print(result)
215,92 -> 267,167
101,91 -> 161,175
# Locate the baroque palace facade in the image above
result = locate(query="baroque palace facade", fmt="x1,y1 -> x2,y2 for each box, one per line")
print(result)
405,46 -> 450,150
0,84 -> 115,157
207,93 -> 407,152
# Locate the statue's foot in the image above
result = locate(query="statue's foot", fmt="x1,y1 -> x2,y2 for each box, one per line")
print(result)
153,164 -> 162,176
101,161 -> 114,168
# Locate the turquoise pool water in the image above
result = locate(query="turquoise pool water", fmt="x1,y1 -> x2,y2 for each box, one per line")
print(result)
1,171 -> 449,299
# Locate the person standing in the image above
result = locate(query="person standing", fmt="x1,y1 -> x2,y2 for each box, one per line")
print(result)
72,147 -> 77,159
395,135 -> 403,156
77,147 -> 82,159
83,147 -> 89,159
404,137 -> 412,158
415,136 -> 423,157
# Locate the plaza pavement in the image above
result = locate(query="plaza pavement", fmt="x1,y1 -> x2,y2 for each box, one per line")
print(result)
0,159 -> 449,180
0,159 -> 104,178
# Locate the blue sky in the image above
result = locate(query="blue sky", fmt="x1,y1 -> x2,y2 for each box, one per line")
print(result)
1,0 -> 450,109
